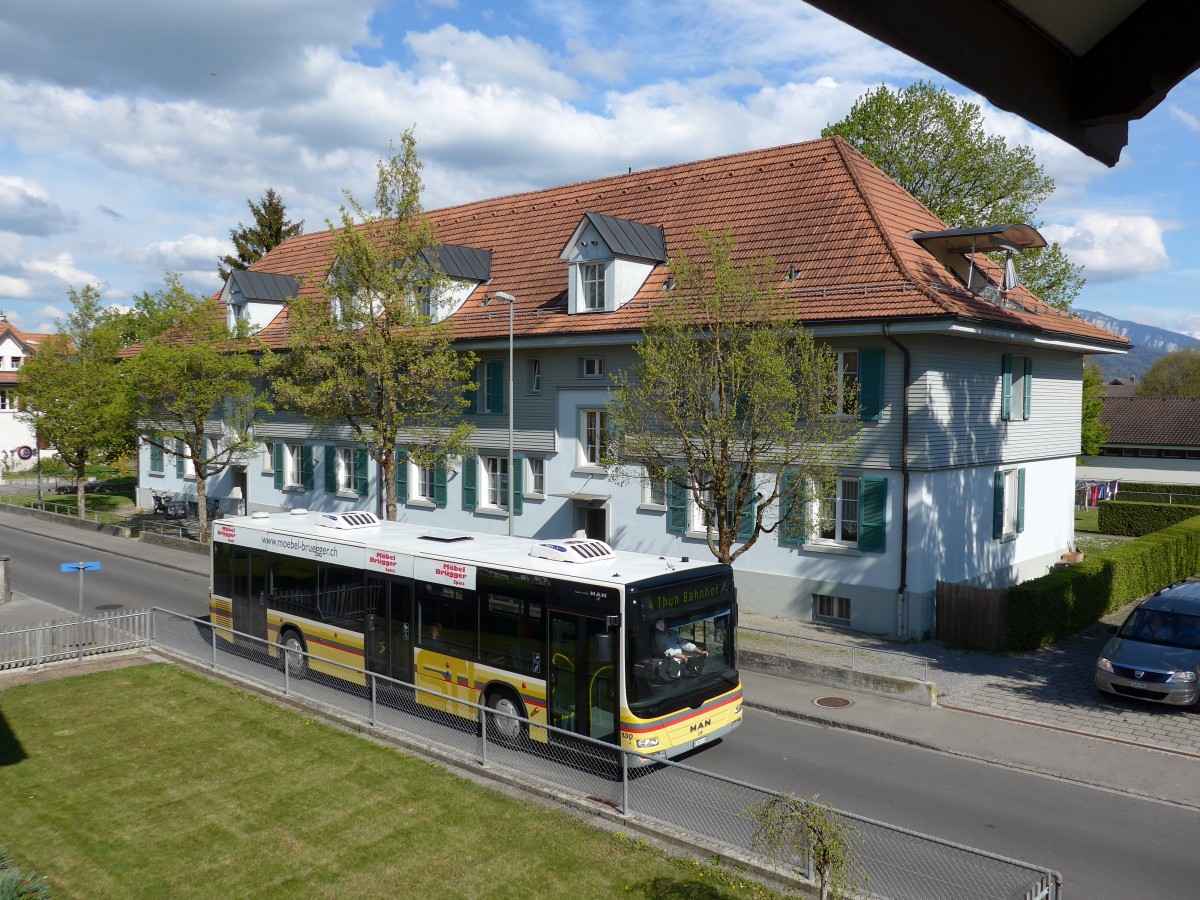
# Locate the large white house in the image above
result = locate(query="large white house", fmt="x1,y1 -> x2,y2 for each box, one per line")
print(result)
0,317 -> 42,471
138,137 -> 1127,638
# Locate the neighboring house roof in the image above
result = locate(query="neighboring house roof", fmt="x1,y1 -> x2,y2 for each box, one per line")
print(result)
1105,377 -> 1139,397
228,270 -> 300,303
1102,396 -> 1200,447
0,323 -> 40,387
245,136 -> 1128,351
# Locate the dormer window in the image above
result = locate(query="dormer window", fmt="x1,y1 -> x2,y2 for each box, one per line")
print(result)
560,212 -> 667,316
582,263 -> 606,311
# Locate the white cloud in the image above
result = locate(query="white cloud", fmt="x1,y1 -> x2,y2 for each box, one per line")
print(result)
0,176 -> 76,236
1169,104 -> 1200,133
1043,213 -> 1172,283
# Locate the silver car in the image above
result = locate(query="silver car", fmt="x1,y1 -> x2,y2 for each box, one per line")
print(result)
1095,581 -> 1200,707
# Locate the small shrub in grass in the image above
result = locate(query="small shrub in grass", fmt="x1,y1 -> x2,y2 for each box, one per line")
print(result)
0,847 -> 52,900
744,794 -> 866,899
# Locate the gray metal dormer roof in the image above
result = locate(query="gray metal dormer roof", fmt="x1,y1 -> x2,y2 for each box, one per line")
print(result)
421,244 -> 492,282
559,212 -> 667,263
228,270 -> 300,302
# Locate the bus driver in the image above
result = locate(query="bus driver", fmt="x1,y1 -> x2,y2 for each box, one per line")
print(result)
654,620 -> 708,677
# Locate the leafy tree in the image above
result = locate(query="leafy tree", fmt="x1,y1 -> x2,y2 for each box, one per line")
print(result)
217,187 -> 304,281
823,81 -> 1084,311
1136,348 -> 1200,396
15,286 -> 137,517
1080,360 -> 1111,456
745,793 -> 867,899
124,275 -> 275,543
274,131 -> 476,521
604,229 -> 860,566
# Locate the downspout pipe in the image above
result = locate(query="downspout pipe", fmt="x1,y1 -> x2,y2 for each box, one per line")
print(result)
883,324 -> 911,638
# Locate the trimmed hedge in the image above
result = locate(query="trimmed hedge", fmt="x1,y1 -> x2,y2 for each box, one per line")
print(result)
1007,513 -> 1200,651
1097,499 -> 1200,536
1115,481 -> 1200,496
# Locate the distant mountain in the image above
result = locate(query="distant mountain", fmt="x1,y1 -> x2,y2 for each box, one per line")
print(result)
1074,309 -> 1200,380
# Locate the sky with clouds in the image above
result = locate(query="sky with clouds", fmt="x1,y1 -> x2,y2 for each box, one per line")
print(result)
1,0 -> 1197,337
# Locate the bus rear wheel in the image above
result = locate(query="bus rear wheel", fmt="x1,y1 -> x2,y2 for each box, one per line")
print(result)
485,690 -> 525,745
279,629 -> 308,679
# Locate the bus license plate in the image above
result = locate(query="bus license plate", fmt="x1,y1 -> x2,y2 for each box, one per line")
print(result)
693,735 -> 708,747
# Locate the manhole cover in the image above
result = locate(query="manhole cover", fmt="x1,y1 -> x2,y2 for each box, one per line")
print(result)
95,604 -> 124,611
814,696 -> 852,709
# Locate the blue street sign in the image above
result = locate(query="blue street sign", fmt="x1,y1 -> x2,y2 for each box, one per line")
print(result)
60,562 -> 101,572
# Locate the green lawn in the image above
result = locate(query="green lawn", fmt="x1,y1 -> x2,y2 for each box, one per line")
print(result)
0,664 -> 776,899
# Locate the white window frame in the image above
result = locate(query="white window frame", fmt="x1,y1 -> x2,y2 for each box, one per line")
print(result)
0,389 -> 13,411
581,356 -> 604,379
579,408 -> 607,469
10,357 -> 21,369
1011,356 -> 1028,421
284,442 -> 304,489
411,460 -> 436,503
336,446 -> 357,493
641,474 -> 667,510
688,485 -> 718,537
581,262 -> 606,311
814,476 -> 859,547
525,457 -> 545,498
261,441 -> 274,474
482,455 -> 509,510
1000,468 -> 1020,538
527,358 -> 542,394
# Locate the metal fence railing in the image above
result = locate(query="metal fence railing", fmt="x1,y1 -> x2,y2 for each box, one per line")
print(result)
1114,490 -> 1200,506
1,608 -> 1061,899
738,625 -> 935,684
0,609 -> 151,670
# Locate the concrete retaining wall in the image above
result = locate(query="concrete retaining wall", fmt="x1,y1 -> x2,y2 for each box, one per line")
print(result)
2,503 -> 132,539
740,649 -> 938,707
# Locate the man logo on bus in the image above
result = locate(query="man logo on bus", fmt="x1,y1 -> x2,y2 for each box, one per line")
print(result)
689,718 -> 712,733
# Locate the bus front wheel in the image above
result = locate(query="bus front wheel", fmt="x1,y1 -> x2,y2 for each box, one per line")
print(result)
485,690 -> 525,745
279,629 -> 308,679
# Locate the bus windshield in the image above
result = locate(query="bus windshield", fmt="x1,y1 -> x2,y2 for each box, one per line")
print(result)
626,573 -> 736,709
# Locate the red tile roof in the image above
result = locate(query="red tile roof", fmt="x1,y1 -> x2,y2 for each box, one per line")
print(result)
248,136 -> 1127,350
1102,396 -> 1200,447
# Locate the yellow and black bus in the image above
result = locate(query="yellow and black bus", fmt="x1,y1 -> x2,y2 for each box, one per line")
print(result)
210,509 -> 742,760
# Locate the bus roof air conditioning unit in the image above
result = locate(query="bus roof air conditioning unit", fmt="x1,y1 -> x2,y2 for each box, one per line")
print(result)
317,511 -> 381,530
530,539 -> 617,564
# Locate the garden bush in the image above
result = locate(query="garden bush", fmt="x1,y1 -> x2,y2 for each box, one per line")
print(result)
1007,513 -> 1200,651
1097,499 -> 1200,536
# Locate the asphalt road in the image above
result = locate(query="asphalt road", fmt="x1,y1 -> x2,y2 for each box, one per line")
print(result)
4,521 -> 1197,899
699,710 -> 1198,900
0,522 -> 209,619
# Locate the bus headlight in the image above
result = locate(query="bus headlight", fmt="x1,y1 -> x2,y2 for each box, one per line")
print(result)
636,737 -> 659,749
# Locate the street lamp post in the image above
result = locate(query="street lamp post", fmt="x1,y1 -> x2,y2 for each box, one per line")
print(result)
490,291 -> 517,536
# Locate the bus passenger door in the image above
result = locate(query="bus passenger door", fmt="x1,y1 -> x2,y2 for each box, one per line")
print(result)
364,576 -> 413,686
549,613 -> 617,743
231,549 -> 267,641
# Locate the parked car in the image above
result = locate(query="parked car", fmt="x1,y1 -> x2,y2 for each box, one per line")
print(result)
1095,581 -> 1200,707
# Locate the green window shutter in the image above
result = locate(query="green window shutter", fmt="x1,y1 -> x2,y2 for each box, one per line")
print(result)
992,471 -> 1005,539
434,459 -> 447,508
461,453 -> 477,510
666,478 -> 687,534
395,448 -> 408,501
1001,354 -> 1013,421
356,448 -> 369,497
859,477 -> 888,553
780,471 -> 806,547
487,360 -> 505,414
272,441 -> 283,490
176,439 -> 185,478
464,365 -> 478,414
302,445 -> 314,491
1017,468 -> 1026,533
1023,357 -> 1033,420
150,444 -> 163,473
512,457 -> 524,516
730,467 -> 755,541
858,347 -> 884,421
324,445 -> 338,493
